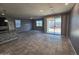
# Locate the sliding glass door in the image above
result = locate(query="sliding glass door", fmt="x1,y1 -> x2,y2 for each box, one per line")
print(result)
47,17 -> 55,33
54,16 -> 61,35
47,16 -> 61,35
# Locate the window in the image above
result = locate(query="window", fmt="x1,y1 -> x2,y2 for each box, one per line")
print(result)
15,20 -> 21,28
36,20 -> 43,27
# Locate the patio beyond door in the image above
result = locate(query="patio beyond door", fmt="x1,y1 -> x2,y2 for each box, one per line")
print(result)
47,16 -> 61,35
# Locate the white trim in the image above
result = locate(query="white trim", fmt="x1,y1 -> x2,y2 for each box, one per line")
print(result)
0,37 -> 17,44
68,38 -> 77,55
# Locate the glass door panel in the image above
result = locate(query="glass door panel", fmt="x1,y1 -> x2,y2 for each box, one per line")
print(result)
47,16 -> 61,35
54,16 -> 61,35
47,17 -> 54,33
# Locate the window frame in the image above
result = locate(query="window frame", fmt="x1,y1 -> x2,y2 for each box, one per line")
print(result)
15,20 -> 21,28
36,20 -> 43,27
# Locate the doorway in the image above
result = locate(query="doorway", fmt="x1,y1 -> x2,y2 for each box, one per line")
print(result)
47,16 -> 61,35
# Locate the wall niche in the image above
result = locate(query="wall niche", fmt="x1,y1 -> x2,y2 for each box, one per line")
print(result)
0,16 -> 8,32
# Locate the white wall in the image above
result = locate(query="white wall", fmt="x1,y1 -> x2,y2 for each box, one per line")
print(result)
7,18 -> 15,31
70,4 -> 79,38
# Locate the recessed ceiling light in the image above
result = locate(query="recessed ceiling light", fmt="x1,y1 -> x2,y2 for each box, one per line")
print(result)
65,3 -> 69,5
50,8 -> 53,10
40,10 -> 44,12
30,17 -> 33,19
1,13 -> 5,16
4,20 -> 8,22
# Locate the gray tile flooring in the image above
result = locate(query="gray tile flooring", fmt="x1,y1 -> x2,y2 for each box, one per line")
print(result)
0,31 -> 76,55
0,31 -> 17,44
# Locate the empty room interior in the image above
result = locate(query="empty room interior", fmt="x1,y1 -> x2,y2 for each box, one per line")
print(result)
0,3 -> 79,55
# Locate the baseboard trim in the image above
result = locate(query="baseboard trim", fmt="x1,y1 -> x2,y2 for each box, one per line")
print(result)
68,38 -> 77,55
0,37 -> 17,44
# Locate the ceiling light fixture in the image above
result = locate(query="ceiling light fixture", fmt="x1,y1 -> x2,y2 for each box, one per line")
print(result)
30,17 -> 33,19
1,10 -> 6,16
48,4 -> 54,11
1,13 -> 5,16
40,10 -> 44,12
65,3 -> 69,5
4,20 -> 8,22
50,7 -> 53,10
50,7 -> 54,11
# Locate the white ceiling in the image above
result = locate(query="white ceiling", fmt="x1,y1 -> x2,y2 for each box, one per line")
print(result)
0,3 -> 74,19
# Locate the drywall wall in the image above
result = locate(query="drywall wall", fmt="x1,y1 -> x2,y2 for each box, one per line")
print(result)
21,20 -> 32,31
8,18 -> 15,31
70,4 -> 79,54
32,19 -> 44,31
16,20 -> 32,32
